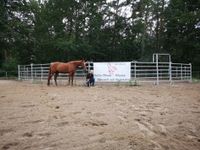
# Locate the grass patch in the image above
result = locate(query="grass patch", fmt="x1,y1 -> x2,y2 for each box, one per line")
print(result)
192,78 -> 200,83
128,80 -> 139,86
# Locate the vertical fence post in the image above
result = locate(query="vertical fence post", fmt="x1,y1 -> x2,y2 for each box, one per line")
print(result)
181,64 -> 183,80
169,62 -> 172,84
134,61 -> 137,81
31,63 -> 33,81
41,64 -> 43,81
26,67 -> 28,80
184,66 -> 186,80
189,63 -> 192,82
88,62 -> 91,72
90,61 -> 93,71
18,65 -> 20,80
156,54 -> 159,85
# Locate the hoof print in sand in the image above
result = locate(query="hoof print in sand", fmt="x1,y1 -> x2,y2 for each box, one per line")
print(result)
23,132 -> 33,137
2,142 -> 19,150
83,120 -> 108,127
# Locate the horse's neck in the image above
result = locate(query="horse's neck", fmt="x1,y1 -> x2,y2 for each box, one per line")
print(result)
71,61 -> 82,68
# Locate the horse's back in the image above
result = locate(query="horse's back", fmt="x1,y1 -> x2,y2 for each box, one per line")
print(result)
51,62 -> 61,66
50,62 -> 62,73
56,62 -> 71,73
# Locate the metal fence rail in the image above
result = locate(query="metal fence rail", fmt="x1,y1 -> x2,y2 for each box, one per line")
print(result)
18,61 -> 192,84
130,61 -> 191,84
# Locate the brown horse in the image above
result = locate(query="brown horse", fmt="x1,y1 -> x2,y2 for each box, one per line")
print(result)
47,60 -> 87,86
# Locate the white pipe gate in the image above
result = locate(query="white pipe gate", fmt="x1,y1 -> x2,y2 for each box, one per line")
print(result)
18,54 -> 192,84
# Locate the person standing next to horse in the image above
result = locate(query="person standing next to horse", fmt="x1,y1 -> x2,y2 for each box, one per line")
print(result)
86,70 -> 95,87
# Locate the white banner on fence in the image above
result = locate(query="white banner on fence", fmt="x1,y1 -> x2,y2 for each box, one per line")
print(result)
94,62 -> 131,82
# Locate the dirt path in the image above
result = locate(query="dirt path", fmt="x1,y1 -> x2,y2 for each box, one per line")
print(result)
0,80 -> 200,150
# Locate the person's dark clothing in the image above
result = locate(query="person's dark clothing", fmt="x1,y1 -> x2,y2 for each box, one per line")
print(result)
86,73 -> 95,87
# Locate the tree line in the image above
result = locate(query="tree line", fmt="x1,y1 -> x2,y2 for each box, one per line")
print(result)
0,0 -> 199,72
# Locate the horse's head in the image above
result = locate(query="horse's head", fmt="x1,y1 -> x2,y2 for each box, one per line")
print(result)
79,59 -> 87,71
80,60 -> 87,72
69,59 -> 87,72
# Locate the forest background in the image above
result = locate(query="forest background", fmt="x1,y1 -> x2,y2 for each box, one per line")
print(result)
0,0 -> 199,77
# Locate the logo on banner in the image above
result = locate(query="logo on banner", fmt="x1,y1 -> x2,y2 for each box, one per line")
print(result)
107,63 -> 117,75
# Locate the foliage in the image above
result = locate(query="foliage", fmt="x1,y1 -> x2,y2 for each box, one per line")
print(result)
0,0 -> 199,72
164,0 -> 200,71
2,57 -> 18,71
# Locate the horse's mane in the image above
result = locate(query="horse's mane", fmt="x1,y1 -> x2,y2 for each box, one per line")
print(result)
68,60 -> 84,64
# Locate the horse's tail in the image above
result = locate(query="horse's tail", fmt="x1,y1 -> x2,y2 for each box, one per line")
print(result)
47,64 -> 52,86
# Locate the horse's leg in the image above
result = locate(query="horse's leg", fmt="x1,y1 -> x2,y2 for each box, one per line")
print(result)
71,73 -> 75,86
47,68 -> 50,86
68,75 -> 70,86
54,72 -> 58,86
47,76 -> 50,86
47,73 -> 54,86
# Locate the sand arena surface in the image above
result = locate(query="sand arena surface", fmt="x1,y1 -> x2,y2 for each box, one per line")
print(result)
0,80 -> 200,150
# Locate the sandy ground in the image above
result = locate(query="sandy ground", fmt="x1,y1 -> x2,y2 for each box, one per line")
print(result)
0,80 -> 200,150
